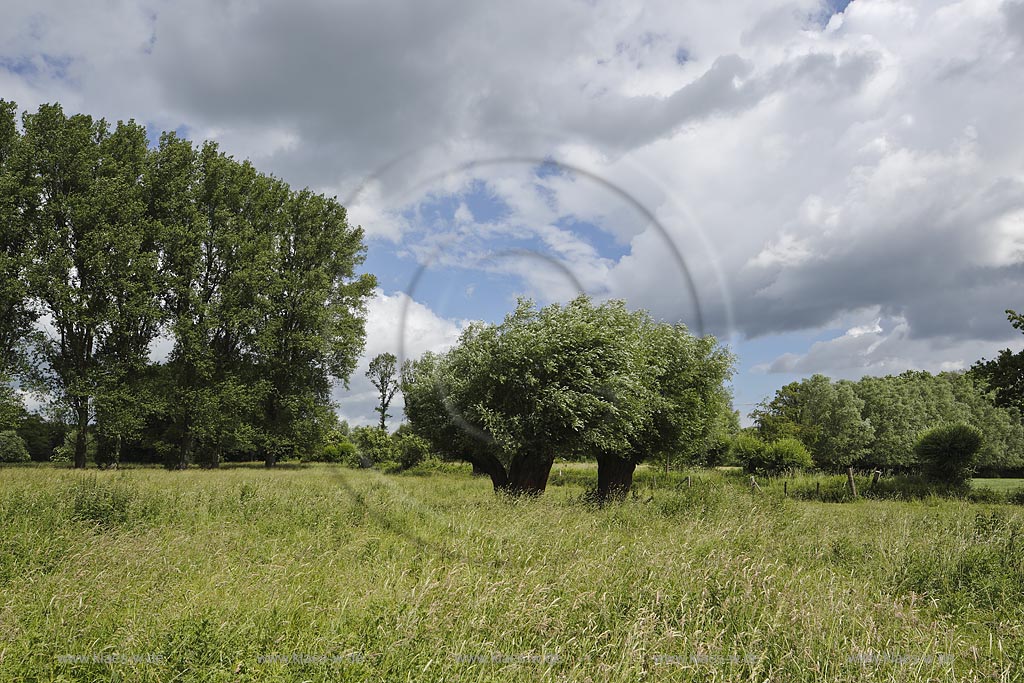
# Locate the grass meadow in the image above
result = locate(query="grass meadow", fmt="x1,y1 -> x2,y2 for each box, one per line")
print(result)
1,463 -> 1022,682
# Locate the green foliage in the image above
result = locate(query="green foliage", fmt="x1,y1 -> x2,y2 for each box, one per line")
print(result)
157,138 -> 281,467
632,323 -> 736,474
915,423 -> 984,485
730,433 -> 766,470
971,309 -> 1024,414
403,296 -> 734,495
0,430 -> 30,463
752,374 -> 872,470
252,183 -> 376,465
0,100 -> 36,377
17,104 -> 161,468
0,382 -> 22,431
350,426 -> 397,467
748,437 -> 813,475
308,435 -> 357,464
394,431 -> 432,470
52,430 -> 96,465
0,101 -> 375,468
854,371 -> 1023,471
754,370 -> 1024,474
697,404 -> 741,466
15,413 -> 67,461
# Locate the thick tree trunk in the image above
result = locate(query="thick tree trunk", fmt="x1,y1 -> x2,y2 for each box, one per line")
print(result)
74,401 -> 89,469
199,447 -> 220,469
597,454 -> 637,502
176,425 -> 194,470
265,450 -> 277,468
468,453 -> 508,491
503,453 -> 554,496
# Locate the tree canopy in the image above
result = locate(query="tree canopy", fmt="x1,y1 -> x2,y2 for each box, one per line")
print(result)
1,101 -> 375,468
402,296 -> 734,497
752,370 -> 1024,473
971,309 -> 1024,415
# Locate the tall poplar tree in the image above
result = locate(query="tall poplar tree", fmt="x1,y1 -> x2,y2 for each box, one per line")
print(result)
20,104 -> 160,468
255,185 -> 376,466
0,100 -> 33,377
156,140 -> 268,468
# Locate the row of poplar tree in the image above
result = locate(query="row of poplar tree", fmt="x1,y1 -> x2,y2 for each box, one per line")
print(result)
0,101 -> 376,468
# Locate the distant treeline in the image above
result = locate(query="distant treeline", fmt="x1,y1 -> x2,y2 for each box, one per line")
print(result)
0,101 -> 375,468
750,369 -> 1024,475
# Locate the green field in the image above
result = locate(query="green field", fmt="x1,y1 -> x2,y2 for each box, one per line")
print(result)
973,478 -> 1024,493
1,464 -> 1022,682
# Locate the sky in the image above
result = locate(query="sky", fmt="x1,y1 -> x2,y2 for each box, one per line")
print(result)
3,0 -> 1024,426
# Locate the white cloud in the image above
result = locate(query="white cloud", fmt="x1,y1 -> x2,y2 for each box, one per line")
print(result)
332,289 -> 468,427
846,319 -> 882,337
759,314 -> 1024,379
345,180 -> 410,243
4,0 -> 1024,387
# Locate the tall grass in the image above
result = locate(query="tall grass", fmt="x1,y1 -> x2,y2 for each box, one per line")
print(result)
0,464 -> 1020,681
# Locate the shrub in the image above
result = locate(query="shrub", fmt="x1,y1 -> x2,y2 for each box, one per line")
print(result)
335,440 -> 359,466
52,429 -> 96,464
915,423 -> 983,485
350,426 -> 397,468
698,435 -> 733,467
732,434 -> 766,471
747,437 -> 812,475
0,430 -> 30,463
394,432 -> 432,471
309,437 -> 358,464
967,487 -> 1007,504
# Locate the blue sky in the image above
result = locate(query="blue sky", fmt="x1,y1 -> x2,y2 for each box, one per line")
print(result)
3,0 -> 1024,426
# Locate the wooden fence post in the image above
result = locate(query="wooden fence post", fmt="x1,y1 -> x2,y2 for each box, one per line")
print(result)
847,467 -> 858,498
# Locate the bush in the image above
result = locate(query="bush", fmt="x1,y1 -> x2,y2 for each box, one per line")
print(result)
967,487 -> 1007,504
350,426 -> 397,468
915,423 -> 983,485
395,432 -> 432,471
0,430 -> 30,463
747,437 -> 812,475
698,435 -> 733,467
52,429 -> 96,464
308,437 -> 358,464
731,434 -> 765,471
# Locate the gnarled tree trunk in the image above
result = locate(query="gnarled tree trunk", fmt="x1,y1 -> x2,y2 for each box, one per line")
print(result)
73,400 -> 89,469
468,452 -> 509,491
176,429 -> 194,470
596,453 -> 637,502
503,452 -> 554,496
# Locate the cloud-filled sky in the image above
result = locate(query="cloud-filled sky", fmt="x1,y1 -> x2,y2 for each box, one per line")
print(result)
4,0 -> 1024,425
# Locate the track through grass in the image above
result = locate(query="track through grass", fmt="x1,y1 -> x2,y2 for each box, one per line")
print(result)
0,464 -> 1021,681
